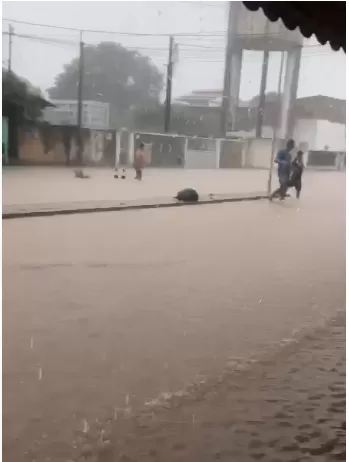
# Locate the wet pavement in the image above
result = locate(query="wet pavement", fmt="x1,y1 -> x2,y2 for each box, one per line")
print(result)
80,312 -> 345,462
2,171 -> 345,462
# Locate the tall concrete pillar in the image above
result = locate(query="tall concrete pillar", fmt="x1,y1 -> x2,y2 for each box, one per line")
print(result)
220,1 -> 241,136
286,46 -> 301,140
279,47 -> 302,141
228,47 -> 243,132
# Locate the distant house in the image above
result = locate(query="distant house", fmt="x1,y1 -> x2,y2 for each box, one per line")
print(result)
227,95 -> 345,155
43,100 -> 110,130
2,69 -> 53,164
174,89 -> 222,107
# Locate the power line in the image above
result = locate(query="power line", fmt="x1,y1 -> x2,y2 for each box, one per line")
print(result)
2,31 -> 224,54
2,31 -> 77,47
4,30 -> 328,52
2,17 -> 226,37
4,17 -> 326,42
2,30 -> 334,64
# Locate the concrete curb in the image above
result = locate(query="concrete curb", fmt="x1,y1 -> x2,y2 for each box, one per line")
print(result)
3,194 -> 267,220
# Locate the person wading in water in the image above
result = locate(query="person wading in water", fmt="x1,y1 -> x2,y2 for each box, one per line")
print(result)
134,142 -> 146,180
288,150 -> 304,199
269,139 -> 295,201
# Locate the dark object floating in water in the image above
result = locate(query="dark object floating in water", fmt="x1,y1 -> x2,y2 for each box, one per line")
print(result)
175,188 -> 199,202
74,169 -> 90,179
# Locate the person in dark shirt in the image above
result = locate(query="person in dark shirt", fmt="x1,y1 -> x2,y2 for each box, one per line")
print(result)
269,139 -> 295,201
288,150 -> 304,199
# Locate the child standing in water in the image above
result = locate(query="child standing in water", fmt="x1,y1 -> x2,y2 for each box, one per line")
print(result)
289,150 -> 304,199
134,142 -> 146,180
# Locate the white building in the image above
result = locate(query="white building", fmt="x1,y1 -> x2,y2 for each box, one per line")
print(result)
43,100 -> 110,130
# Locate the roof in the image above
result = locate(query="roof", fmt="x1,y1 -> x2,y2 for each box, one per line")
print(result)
2,69 -> 53,108
242,2 -> 346,52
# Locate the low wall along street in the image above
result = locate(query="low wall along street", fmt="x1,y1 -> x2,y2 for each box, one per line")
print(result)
18,125 -> 116,166
8,125 -> 345,170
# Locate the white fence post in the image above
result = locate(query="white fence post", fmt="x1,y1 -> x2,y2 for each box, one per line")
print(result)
128,132 -> 135,166
115,131 -> 121,169
184,137 -> 188,168
215,139 -> 221,169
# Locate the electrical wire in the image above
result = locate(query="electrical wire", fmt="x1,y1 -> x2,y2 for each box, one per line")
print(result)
2,17 -> 227,37
3,17 -> 319,40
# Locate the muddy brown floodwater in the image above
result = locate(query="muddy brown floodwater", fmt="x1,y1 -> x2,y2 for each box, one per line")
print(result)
2,172 -> 345,462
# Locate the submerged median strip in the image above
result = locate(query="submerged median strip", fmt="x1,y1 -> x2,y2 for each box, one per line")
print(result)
3,192 -> 267,219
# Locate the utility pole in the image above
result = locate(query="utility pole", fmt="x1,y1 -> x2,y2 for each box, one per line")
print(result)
255,49 -> 270,137
267,51 -> 285,195
77,31 -> 84,165
164,35 -> 174,133
256,19 -> 270,138
220,2 -> 240,137
8,24 -> 13,72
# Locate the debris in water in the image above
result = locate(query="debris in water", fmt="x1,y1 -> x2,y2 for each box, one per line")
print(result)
259,299 -> 263,304
30,337 -> 34,349
125,393 -> 130,406
38,367 -> 43,381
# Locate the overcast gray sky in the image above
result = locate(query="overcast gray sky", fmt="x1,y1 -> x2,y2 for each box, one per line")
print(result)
2,1 -> 346,101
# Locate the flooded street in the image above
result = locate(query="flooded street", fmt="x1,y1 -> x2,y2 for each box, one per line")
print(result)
3,172 -> 345,462
3,167 -> 270,206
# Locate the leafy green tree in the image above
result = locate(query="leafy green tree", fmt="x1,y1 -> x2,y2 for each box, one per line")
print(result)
48,42 -> 163,126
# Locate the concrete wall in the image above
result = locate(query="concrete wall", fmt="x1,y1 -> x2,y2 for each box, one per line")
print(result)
313,120 -> 346,152
228,126 -> 274,139
294,119 -> 346,152
133,132 -> 185,167
293,119 -> 317,151
185,149 -> 217,169
122,132 -> 292,170
18,125 -> 116,166
184,136 -> 219,169
244,138 -> 274,169
219,139 -> 244,168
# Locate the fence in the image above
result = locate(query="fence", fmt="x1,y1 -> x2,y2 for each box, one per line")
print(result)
16,125 -> 339,173
116,131 -> 282,171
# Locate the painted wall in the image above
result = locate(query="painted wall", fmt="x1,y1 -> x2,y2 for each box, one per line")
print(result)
2,117 -> 9,164
133,132 -> 186,167
185,150 -> 217,169
219,139 -> 244,168
244,138 -> 274,169
313,120 -> 346,152
294,119 -> 346,152
18,125 -> 116,165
